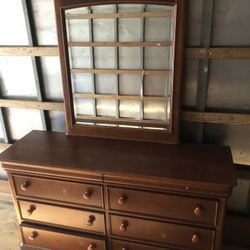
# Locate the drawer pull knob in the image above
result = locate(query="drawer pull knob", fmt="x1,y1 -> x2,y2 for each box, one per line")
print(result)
122,247 -> 129,250
118,196 -> 127,205
194,206 -> 202,216
27,205 -> 36,215
83,190 -> 93,200
119,220 -> 129,232
192,233 -> 200,244
21,181 -> 30,191
87,243 -> 96,250
28,231 -> 38,241
86,215 -> 96,226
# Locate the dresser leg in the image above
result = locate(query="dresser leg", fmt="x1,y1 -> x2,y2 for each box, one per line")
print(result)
20,242 -> 39,250
19,241 -> 24,249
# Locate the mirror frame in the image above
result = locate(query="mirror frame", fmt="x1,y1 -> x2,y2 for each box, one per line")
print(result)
54,0 -> 185,144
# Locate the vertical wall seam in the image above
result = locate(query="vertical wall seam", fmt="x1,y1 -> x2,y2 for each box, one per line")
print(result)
195,0 -> 215,143
21,0 -> 51,131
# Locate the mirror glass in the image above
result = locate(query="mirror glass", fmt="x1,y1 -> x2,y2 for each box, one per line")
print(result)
65,4 -> 175,131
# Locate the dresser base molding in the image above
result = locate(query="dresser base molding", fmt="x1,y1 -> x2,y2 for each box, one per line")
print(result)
20,243 -> 50,250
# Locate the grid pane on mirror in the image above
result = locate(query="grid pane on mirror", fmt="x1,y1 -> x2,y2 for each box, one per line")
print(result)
65,4 -> 175,131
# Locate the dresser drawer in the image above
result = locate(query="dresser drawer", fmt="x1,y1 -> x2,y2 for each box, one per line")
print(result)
13,175 -> 103,208
19,200 -> 105,234
21,225 -> 106,250
110,215 -> 214,250
110,239 -> 170,250
108,187 -> 218,226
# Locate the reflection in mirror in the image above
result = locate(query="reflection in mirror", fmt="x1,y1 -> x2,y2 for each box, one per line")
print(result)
65,4 -> 175,131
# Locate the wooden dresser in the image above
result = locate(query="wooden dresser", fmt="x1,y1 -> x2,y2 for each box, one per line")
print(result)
1,130 -> 236,250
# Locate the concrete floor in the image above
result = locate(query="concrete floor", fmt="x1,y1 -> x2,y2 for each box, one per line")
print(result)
0,191 -> 21,250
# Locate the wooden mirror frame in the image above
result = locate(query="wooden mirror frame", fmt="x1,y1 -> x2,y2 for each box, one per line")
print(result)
54,0 -> 185,144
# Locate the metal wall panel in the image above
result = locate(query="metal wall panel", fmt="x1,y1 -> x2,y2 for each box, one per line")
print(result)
183,59 -> 199,107
145,75 -> 169,96
74,99 -> 95,116
118,4 -> 145,12
0,0 -> 44,145
30,0 -> 58,45
94,48 -> 116,69
70,47 -> 91,68
213,0 -> 250,46
119,48 -> 141,69
96,75 -> 117,94
145,17 -> 172,41
145,47 -> 171,70
65,4 -> 173,125
120,75 -> 141,96
73,74 -> 92,93
48,111 -> 66,132
227,179 -> 250,214
144,101 -> 166,120
6,108 -> 43,141
181,121 -> 199,142
185,0 -> 203,46
0,57 -> 38,98
0,124 -> 5,142
0,0 -> 28,45
120,100 -> 140,119
94,19 -> 115,42
68,19 -> 89,42
207,60 -> 250,110
119,18 -> 142,42
40,57 -> 63,101
92,4 -> 116,13
97,99 -> 117,117
204,124 -> 250,167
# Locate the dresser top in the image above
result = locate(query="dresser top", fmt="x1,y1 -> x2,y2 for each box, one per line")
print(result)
0,130 -> 236,196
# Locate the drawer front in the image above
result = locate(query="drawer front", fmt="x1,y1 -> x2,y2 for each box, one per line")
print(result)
110,215 -> 214,250
21,225 -> 106,250
14,175 -> 103,208
19,200 -> 105,234
111,239 -> 170,250
108,187 -> 217,225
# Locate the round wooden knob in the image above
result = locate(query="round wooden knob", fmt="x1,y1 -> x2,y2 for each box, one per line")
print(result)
21,181 -> 30,191
27,205 -> 36,215
83,190 -> 93,200
122,247 -> 129,250
194,206 -> 202,217
87,243 -> 96,250
119,220 -> 129,232
86,215 -> 95,226
118,196 -> 127,205
192,233 -> 200,244
28,231 -> 38,241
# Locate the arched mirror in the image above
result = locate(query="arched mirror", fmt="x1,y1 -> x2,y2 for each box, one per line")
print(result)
55,0 -> 185,143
